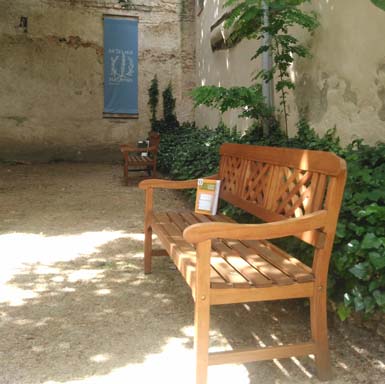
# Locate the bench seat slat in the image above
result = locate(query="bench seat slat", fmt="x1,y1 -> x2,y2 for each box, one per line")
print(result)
153,214 -> 227,289
225,240 -> 294,286
211,240 -> 273,288
260,240 -> 312,273
242,240 -> 314,283
167,211 -> 190,232
210,256 -> 251,288
207,214 -> 299,286
152,212 -> 314,289
126,155 -> 153,164
181,211 -> 209,225
164,212 -> 251,288
171,212 -> 273,288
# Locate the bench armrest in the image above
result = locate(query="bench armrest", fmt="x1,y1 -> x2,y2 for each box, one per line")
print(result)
139,174 -> 219,190
120,145 -> 158,153
183,210 -> 328,243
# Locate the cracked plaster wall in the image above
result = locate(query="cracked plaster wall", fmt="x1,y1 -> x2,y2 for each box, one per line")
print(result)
195,0 -> 385,145
0,0 -> 196,161
287,0 -> 385,144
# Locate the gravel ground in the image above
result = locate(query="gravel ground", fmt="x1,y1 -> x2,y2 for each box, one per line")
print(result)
0,163 -> 383,384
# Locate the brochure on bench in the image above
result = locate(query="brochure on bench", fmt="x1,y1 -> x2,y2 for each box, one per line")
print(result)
195,178 -> 221,216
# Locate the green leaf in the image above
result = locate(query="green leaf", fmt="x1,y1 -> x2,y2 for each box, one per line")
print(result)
361,233 -> 382,250
373,290 -> 385,307
337,304 -> 351,321
347,222 -> 366,236
353,295 -> 365,311
347,239 -> 360,253
343,293 -> 353,306
371,0 -> 385,11
363,296 -> 376,313
349,262 -> 372,281
369,280 -> 381,292
368,251 -> 385,270
336,223 -> 346,238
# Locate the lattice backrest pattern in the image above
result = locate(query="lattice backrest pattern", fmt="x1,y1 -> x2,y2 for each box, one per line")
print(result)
219,144 -> 345,221
261,165 -> 327,218
219,155 -> 246,195
242,160 -> 271,207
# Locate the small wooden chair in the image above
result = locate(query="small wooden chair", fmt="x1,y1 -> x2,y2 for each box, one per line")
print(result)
120,131 -> 160,180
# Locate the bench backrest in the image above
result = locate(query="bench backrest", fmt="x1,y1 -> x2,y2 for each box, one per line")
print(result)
149,131 -> 161,150
218,143 -> 347,247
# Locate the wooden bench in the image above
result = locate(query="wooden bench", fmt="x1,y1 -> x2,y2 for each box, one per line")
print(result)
120,131 -> 160,181
139,143 -> 347,384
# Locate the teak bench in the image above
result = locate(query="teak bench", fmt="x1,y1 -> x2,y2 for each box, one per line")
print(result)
139,143 -> 347,384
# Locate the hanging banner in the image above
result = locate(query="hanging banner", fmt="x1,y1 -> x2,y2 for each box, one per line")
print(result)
103,16 -> 138,117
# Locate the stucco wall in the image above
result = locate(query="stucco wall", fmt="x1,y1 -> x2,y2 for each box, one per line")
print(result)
289,0 -> 385,144
195,0 -> 385,144
0,0 -> 195,162
195,0 -> 259,132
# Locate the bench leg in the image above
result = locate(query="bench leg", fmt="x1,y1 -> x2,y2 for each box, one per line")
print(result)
143,188 -> 153,274
194,298 -> 210,384
122,151 -> 129,180
310,290 -> 332,380
194,240 -> 211,384
144,225 -> 152,274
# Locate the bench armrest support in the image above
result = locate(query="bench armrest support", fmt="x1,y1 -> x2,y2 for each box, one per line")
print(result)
139,174 -> 219,190
183,210 -> 328,243
120,145 -> 158,153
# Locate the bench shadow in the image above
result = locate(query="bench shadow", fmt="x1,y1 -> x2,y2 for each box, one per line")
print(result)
178,292 -> 385,383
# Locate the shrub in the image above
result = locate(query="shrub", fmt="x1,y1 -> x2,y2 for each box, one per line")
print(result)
332,141 -> 385,319
158,122 -> 242,179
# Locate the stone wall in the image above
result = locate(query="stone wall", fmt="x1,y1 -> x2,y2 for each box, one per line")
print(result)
0,0 -> 196,161
195,0 -> 385,144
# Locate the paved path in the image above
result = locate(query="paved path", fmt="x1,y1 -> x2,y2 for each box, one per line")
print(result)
0,164 -> 383,384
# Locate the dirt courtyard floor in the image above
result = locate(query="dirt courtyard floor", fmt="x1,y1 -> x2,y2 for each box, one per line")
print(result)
0,163 -> 384,384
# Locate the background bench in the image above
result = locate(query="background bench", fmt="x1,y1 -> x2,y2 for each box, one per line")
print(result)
139,143 -> 347,384
120,131 -> 160,181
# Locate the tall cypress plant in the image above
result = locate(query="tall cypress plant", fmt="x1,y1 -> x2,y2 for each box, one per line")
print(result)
162,82 -> 179,130
148,75 -> 159,131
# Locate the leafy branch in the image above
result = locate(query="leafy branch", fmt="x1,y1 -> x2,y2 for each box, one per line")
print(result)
225,0 -> 319,135
193,1 -> 318,136
192,84 -> 272,120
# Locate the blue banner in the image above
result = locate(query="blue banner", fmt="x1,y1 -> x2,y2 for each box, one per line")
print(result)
104,17 -> 138,116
